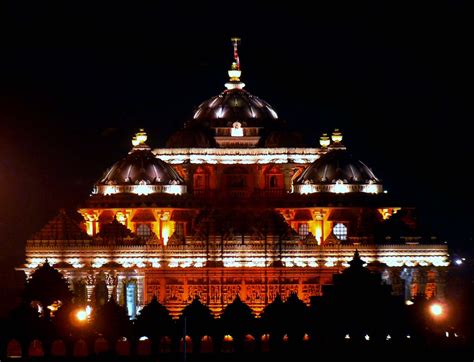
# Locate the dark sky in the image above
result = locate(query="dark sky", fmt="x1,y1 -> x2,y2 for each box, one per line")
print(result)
0,2 -> 472,313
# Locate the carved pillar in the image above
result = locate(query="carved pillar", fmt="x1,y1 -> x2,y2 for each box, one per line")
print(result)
241,279 -> 247,302
435,269 -> 446,300
116,274 -> 126,306
105,273 -> 116,301
137,274 -> 145,307
160,276 -> 166,304
417,268 -> 427,297
183,277 -> 189,302
282,164 -> 292,192
85,273 -> 96,304
400,268 -> 413,301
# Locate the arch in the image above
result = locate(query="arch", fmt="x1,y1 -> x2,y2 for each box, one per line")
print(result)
73,339 -> 88,357
94,336 -> 109,354
6,339 -> 22,358
200,335 -> 213,353
115,337 -> 130,356
221,335 -> 234,353
179,335 -> 193,353
193,166 -> 211,191
261,334 -> 270,352
243,334 -> 256,352
264,165 -> 284,191
137,337 -> 152,356
28,339 -> 44,357
158,336 -> 172,353
51,339 -> 66,357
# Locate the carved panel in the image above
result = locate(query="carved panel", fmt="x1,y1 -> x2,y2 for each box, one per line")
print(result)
222,284 -> 241,304
246,284 -> 266,304
145,277 -> 161,303
166,284 -> 184,303
188,285 -> 208,302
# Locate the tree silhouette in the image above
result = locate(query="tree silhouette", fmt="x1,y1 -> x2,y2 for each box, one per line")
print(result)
22,262 -> 73,320
260,294 -> 285,348
178,297 -> 214,349
93,299 -> 130,339
135,295 -> 174,339
315,251 -> 405,341
283,292 -> 309,344
4,301 -> 41,340
220,295 -> 255,345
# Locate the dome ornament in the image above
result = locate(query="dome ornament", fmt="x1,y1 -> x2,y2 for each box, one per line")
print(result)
319,133 -> 330,148
331,129 -> 343,143
328,128 -> 346,150
225,37 -> 246,90
131,129 -> 150,150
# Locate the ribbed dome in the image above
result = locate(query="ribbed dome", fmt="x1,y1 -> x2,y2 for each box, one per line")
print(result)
297,149 -> 380,184
98,148 -> 182,186
94,131 -> 186,195
295,148 -> 382,194
192,88 -> 280,128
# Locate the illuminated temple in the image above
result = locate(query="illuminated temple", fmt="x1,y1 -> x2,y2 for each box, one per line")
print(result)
21,39 -> 449,318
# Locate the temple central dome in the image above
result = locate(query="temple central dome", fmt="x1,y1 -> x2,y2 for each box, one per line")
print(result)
166,38 -> 302,148
192,88 -> 279,128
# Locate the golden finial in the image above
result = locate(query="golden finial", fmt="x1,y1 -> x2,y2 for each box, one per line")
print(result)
225,37 -> 245,89
319,133 -> 330,147
331,129 -> 343,143
132,128 -> 148,147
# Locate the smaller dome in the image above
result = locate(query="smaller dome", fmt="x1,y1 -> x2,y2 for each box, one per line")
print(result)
94,130 -> 186,196
295,146 -> 382,194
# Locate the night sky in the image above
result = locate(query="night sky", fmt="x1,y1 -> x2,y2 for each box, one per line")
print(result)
0,2 -> 472,314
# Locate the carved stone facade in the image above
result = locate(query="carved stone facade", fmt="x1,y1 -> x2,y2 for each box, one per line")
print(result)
20,43 -> 450,318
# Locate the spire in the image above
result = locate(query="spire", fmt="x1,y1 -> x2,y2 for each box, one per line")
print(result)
231,37 -> 240,70
348,249 -> 365,269
225,37 -> 246,90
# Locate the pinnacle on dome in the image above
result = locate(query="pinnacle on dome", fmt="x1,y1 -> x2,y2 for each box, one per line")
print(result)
331,129 -> 343,143
327,128 -> 346,150
225,37 -> 246,90
131,129 -> 149,149
319,133 -> 330,148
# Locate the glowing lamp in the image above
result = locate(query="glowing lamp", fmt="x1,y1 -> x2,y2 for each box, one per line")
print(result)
333,180 -> 349,194
430,303 -> 444,317
76,309 -> 87,322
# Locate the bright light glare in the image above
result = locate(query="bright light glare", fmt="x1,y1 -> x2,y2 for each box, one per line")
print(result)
454,259 -> 463,265
430,303 -> 443,316
76,309 -> 87,321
